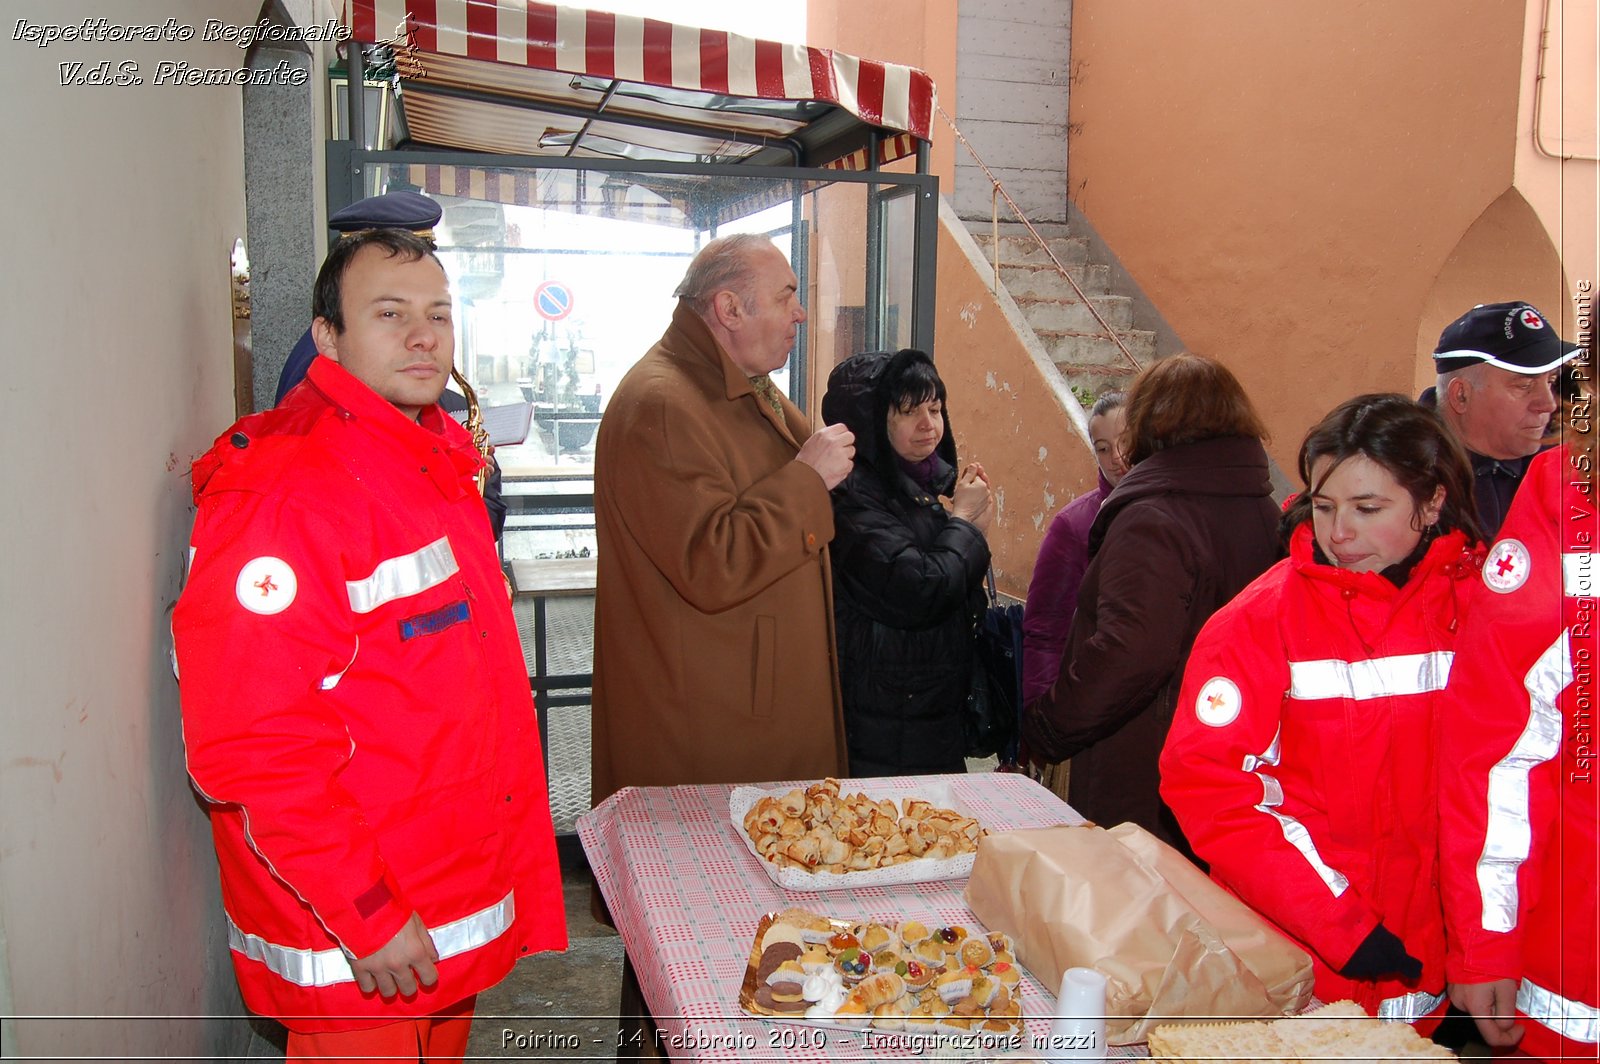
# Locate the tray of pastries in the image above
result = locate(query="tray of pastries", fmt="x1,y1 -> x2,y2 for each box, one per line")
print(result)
730,778 -> 986,889
740,907 -> 1024,1042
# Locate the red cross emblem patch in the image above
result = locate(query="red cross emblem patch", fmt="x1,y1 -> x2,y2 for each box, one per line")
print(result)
236,556 -> 297,615
1519,309 -> 1545,330
1482,538 -> 1531,594
1195,677 -> 1243,727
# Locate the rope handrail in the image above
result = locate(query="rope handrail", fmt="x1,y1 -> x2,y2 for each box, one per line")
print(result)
936,104 -> 1142,373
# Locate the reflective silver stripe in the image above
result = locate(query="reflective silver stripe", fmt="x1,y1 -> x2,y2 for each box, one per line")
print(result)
1476,632 -> 1570,931
1377,989 -> 1446,1023
228,920 -> 355,988
319,637 -> 360,691
346,537 -> 458,614
1564,552 -> 1598,598
1288,651 -> 1453,701
1245,728 -> 1350,898
1518,978 -> 1599,1044
227,889 -> 516,988
1240,728 -> 1282,774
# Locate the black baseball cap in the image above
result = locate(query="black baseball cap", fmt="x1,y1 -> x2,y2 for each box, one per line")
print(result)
1433,301 -> 1580,374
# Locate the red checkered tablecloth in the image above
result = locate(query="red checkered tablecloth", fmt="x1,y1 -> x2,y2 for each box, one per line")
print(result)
578,773 -> 1143,1061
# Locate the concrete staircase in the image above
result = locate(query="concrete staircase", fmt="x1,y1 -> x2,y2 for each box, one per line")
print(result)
969,222 -> 1155,400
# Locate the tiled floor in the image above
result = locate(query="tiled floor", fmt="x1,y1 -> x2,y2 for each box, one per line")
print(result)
512,594 -> 595,834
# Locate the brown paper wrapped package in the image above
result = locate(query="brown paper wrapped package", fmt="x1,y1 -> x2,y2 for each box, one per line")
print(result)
963,823 -> 1314,1045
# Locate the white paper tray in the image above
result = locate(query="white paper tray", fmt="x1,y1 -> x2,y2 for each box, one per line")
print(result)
729,781 -> 980,890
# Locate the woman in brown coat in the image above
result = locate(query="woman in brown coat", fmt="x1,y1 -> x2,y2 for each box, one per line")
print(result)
1022,354 -> 1280,852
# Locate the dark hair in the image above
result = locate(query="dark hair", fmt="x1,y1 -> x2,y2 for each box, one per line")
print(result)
1121,354 -> 1267,465
882,348 -> 946,412
1089,390 -> 1126,419
312,229 -> 441,332
1281,393 -> 1483,545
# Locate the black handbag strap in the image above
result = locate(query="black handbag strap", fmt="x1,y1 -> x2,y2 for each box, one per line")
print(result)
984,564 -> 1000,610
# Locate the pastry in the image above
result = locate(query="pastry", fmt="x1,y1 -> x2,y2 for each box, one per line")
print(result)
900,958 -> 936,991
797,946 -> 833,974
744,783 -> 986,874
764,960 -> 806,987
913,938 -> 947,966
833,946 -> 873,983
934,965 -> 976,1004
848,971 -> 907,1010
857,922 -> 894,952
897,919 -> 931,948
958,935 -> 995,968
759,923 -> 806,951
752,986 -> 809,1014
755,941 -> 803,983
933,924 -> 969,952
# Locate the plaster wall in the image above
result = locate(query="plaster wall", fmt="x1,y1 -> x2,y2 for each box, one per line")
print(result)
935,200 -> 1097,598
0,0 -> 257,1055
953,0 -> 1071,224
1066,0 -> 1533,474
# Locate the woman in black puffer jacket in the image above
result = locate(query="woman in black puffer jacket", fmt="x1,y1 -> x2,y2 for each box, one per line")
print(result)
821,349 -> 993,777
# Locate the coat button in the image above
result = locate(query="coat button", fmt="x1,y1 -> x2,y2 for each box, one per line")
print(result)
229,432 -> 249,449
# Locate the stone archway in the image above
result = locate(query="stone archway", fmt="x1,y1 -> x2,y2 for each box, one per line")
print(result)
1413,187 -> 1571,395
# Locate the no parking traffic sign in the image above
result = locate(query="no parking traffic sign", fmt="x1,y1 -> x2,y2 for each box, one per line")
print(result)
534,280 -> 574,321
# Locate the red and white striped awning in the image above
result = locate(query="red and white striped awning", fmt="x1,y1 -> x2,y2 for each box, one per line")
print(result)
343,1 -> 935,170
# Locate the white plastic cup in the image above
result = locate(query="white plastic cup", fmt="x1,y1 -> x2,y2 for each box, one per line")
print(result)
1044,966 -> 1107,1061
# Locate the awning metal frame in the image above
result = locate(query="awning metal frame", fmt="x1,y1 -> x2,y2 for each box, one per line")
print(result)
331,49 -> 940,393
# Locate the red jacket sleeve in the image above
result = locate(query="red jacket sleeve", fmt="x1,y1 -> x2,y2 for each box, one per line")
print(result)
174,486 -> 411,959
1439,453 -> 1569,985
1160,579 -> 1384,969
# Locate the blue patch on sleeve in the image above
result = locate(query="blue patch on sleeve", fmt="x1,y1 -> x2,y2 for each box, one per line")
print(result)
398,599 -> 470,641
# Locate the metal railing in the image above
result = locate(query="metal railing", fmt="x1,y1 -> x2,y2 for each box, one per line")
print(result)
937,104 -> 1143,374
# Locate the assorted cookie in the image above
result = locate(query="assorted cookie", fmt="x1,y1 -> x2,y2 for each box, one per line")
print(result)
742,909 -> 1023,1037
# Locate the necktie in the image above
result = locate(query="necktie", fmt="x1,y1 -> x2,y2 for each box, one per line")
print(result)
749,374 -> 785,421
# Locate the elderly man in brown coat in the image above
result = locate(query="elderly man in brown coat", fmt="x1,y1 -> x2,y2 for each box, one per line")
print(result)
591,234 -> 856,804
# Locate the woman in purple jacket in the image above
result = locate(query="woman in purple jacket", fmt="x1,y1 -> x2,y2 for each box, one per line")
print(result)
1021,391 -> 1128,707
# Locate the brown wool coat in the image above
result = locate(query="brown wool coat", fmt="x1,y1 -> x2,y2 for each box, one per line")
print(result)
590,303 -> 848,803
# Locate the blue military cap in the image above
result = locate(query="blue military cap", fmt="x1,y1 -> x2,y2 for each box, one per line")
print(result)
328,190 -> 442,242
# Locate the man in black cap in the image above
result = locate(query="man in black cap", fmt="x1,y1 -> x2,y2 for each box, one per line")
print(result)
1429,300 -> 1581,537
274,190 -> 507,539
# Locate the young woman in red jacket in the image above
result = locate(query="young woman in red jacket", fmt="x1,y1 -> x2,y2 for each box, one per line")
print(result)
1160,394 -> 1484,1030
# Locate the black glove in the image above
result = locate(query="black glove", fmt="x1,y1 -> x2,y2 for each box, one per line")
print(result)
1340,923 -> 1422,982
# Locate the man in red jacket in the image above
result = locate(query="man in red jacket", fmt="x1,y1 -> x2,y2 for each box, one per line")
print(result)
174,229 -> 566,1061
1439,445 -> 1597,1059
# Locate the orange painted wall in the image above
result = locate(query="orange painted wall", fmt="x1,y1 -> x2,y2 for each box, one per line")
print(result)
1511,0 -> 1598,339
1066,0 -> 1532,473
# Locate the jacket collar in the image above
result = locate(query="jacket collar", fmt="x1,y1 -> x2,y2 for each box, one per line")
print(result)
1288,522 -> 1476,597
663,299 -> 803,447
306,357 -> 479,497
